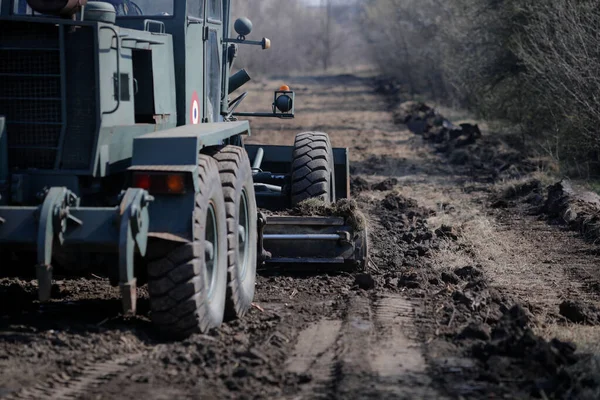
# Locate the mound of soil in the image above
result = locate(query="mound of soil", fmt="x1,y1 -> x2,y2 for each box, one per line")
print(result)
386,96 -> 538,183
290,198 -> 367,232
559,300 -> 600,325
351,176 -> 371,194
490,179 -> 545,209
394,101 -> 482,149
372,178 -> 398,191
350,177 -> 399,194
543,180 -> 600,241
357,191 -> 441,289
471,304 -> 600,399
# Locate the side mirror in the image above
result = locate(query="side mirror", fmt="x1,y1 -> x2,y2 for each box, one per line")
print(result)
224,19 -> 270,52
234,17 -> 253,37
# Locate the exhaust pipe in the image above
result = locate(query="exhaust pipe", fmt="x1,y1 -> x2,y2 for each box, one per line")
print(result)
229,69 -> 251,94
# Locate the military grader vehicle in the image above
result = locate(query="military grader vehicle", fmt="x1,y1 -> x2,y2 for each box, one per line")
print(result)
0,0 -> 368,338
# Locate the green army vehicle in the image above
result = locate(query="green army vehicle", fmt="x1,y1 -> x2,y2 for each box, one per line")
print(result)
0,0 -> 368,338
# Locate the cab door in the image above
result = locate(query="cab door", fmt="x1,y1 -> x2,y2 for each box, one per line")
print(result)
185,0 -> 204,125
203,0 -> 223,123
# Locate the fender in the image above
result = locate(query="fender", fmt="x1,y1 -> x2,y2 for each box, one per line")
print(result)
129,120 -> 251,242
131,120 -> 250,166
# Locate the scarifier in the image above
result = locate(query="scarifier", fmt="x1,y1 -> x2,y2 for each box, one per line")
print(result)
0,0 -> 368,338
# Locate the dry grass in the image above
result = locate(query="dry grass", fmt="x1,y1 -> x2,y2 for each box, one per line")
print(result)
292,198 -> 368,232
540,324 -> 600,354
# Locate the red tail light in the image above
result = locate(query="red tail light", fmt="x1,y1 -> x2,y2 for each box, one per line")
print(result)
132,172 -> 188,194
133,173 -> 151,190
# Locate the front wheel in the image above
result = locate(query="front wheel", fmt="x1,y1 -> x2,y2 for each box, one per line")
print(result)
147,154 -> 228,339
290,131 -> 336,206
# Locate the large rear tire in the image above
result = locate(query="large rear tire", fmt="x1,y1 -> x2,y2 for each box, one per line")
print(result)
290,132 -> 336,206
210,146 -> 258,320
147,154 -> 228,339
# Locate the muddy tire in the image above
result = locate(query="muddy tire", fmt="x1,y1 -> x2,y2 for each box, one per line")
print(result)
290,131 -> 336,206
147,155 -> 228,339
210,146 -> 258,320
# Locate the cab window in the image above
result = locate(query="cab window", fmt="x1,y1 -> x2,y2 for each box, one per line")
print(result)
107,0 -> 174,16
207,0 -> 221,21
12,0 -> 34,14
187,0 -> 204,19
206,29 -> 221,122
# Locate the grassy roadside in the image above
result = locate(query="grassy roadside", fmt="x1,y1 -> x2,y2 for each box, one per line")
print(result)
373,89 -> 600,398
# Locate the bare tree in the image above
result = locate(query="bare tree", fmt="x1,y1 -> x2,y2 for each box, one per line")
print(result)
229,0 -> 367,76
320,0 -> 333,71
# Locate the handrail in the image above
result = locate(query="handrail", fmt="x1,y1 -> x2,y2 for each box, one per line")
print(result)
100,25 -> 121,115
143,19 -> 165,34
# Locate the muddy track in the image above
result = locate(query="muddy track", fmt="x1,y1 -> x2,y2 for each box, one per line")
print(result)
7,353 -> 146,400
2,71 -> 600,399
283,292 -> 440,400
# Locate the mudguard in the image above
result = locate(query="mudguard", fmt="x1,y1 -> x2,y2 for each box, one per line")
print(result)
129,120 -> 251,241
131,121 -> 250,166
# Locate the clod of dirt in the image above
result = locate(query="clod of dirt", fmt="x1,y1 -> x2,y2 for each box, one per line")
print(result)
381,193 -> 435,219
382,193 -> 417,211
457,322 -> 491,341
373,77 -> 403,96
351,176 -> 371,193
435,225 -> 459,240
354,274 -> 376,290
490,199 -> 511,209
448,149 -> 471,165
372,177 -> 398,191
292,198 -> 367,232
502,179 -> 542,200
0,279 -> 38,316
559,300 -> 600,325
454,266 -> 483,281
489,179 -> 543,210
394,101 -> 437,129
398,273 -> 420,289
525,193 -> 545,206
452,290 -> 477,308
454,124 -> 482,148
441,272 -> 459,285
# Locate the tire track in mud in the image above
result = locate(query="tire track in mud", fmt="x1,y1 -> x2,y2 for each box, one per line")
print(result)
5,352 -> 145,400
284,319 -> 342,399
370,295 -> 441,398
285,293 -> 443,400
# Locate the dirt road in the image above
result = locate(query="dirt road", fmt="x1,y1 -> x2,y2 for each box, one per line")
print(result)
1,72 -> 600,399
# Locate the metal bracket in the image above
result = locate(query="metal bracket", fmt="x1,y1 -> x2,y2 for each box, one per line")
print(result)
118,188 -> 153,315
337,230 -> 352,245
257,212 -> 271,264
36,187 -> 81,302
